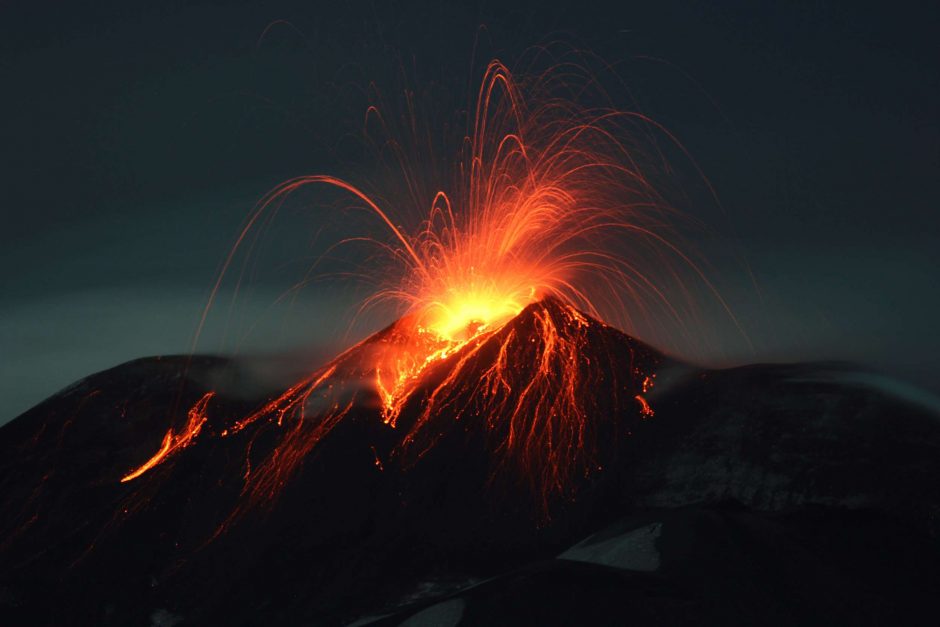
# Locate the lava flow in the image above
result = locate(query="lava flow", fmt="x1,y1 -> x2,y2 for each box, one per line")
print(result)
120,392 -> 214,483
117,57 -> 715,515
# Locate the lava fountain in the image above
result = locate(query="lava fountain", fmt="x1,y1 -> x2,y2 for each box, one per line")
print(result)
120,58 -> 730,516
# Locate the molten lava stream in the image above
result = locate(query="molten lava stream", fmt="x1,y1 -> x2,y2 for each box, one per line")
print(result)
120,392 -> 214,483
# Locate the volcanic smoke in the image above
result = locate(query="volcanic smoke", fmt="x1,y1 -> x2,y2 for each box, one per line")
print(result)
119,57 -> 725,518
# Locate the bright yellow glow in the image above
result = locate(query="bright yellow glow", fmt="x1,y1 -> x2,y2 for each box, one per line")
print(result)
420,288 -> 531,342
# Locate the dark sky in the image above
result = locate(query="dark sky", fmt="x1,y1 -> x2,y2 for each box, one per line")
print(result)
1,0 -> 938,423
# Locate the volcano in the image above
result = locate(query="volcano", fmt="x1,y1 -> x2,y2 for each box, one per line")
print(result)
2,300 -> 939,626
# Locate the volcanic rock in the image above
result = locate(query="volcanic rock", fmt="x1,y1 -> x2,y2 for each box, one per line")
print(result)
1,302 -> 938,626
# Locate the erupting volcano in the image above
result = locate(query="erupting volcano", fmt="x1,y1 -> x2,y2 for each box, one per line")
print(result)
3,56 -> 939,627
115,59 -> 700,517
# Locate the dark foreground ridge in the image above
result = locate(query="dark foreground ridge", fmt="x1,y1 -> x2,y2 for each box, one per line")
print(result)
1,302 -> 939,626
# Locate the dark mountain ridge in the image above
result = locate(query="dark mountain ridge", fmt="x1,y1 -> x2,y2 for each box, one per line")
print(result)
1,300 -> 938,625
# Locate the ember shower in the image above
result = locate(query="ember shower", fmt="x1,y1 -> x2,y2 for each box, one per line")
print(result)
120,56 -> 736,519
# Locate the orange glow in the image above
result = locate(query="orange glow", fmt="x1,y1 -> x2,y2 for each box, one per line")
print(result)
635,394 -> 654,418
120,392 -> 214,483
117,57 -> 732,516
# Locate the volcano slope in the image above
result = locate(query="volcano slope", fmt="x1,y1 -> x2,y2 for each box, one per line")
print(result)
1,299 -> 938,626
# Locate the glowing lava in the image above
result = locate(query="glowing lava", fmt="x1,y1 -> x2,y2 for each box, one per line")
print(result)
120,392 -> 214,483
118,57 -> 716,517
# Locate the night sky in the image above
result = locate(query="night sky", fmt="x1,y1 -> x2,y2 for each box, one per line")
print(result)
1,0 -> 937,423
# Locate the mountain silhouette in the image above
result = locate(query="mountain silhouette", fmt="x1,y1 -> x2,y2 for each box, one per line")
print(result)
1,300 -> 938,625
